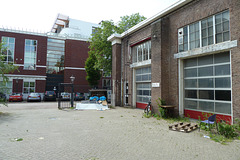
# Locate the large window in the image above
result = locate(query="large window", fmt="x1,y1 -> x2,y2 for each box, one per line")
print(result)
23,82 -> 35,94
132,41 -> 151,63
136,67 -> 151,104
0,81 -> 12,94
184,52 -> 231,114
102,79 -> 111,89
24,39 -> 37,70
178,10 -> 229,52
1,37 -> 15,63
46,38 -> 65,74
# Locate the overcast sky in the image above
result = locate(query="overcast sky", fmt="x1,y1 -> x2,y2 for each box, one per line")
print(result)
0,0 -> 178,33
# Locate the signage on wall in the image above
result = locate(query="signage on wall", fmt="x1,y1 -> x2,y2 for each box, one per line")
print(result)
152,83 -> 160,87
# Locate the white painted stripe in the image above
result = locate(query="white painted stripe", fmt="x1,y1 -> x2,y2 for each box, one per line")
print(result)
36,65 -> 47,68
65,67 -> 85,70
13,64 -> 24,66
5,74 -> 46,78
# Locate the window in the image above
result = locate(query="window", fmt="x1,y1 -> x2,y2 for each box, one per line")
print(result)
24,39 -> 37,70
178,26 -> 188,52
178,10 -> 230,52
46,38 -> 65,74
215,10 -> 230,43
201,17 -> 214,47
184,52 -> 231,114
0,81 -> 12,94
132,41 -> 151,63
23,82 -> 35,94
102,79 -> 111,89
1,37 -> 15,63
189,22 -> 200,50
136,67 -> 151,104
135,67 -> 151,82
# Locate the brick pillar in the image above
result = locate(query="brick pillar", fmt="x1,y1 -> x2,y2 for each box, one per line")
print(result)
111,38 -> 122,106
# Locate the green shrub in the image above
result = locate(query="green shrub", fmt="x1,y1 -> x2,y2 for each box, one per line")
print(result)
218,122 -> 238,139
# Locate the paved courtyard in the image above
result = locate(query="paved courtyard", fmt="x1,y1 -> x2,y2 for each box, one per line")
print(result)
0,102 -> 240,160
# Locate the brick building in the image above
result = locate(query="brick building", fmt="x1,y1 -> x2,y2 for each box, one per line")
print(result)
0,14 -> 111,99
108,0 -> 240,123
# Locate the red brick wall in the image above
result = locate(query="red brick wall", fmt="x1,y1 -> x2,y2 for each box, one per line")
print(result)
35,80 -> 46,93
65,39 -> 90,68
0,31 -> 47,76
12,79 -> 23,93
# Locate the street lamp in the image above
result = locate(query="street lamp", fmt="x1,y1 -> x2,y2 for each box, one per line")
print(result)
70,75 -> 75,108
70,75 -> 75,84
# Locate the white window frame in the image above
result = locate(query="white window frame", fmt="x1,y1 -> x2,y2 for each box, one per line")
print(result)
183,52 -> 232,115
132,40 -> 151,64
24,39 -> 37,70
178,10 -> 230,52
23,81 -> 35,94
1,36 -> 15,63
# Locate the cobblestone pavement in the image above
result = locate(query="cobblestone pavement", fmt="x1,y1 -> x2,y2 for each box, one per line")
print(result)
0,102 -> 240,160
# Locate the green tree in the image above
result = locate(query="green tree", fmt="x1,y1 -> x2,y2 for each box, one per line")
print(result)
117,13 -> 147,33
88,20 -> 116,74
85,52 -> 101,88
86,13 -> 146,86
0,42 -> 18,106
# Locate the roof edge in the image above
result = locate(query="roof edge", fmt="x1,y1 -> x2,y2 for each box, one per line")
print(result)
108,0 -> 193,41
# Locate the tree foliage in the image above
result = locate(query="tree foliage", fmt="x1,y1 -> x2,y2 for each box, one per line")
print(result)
0,43 -> 18,106
85,52 -> 101,88
85,13 -> 146,86
117,13 -> 147,33
88,20 -> 116,74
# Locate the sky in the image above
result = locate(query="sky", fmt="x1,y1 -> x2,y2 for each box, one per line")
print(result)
0,0 -> 178,33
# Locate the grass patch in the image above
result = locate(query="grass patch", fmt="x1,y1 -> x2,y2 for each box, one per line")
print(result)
99,117 -> 104,119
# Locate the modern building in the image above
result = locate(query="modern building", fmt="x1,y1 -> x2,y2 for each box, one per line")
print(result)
0,14 -> 111,99
108,0 -> 239,123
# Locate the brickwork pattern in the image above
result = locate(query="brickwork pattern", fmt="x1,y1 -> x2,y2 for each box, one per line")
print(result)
0,103 -> 240,160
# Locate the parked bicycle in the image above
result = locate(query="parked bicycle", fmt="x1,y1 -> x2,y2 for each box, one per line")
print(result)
144,100 -> 153,115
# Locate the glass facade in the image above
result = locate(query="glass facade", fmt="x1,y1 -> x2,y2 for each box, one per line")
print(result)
1,36 -> 15,63
24,39 -> 37,70
184,52 -> 231,114
136,67 -> 151,104
46,38 -> 65,74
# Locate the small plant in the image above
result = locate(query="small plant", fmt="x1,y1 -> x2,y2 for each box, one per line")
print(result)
143,112 -> 152,118
218,122 -> 238,139
99,117 -> 104,119
156,97 -> 166,118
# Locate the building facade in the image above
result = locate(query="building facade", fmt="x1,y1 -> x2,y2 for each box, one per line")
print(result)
109,0 -> 240,123
0,14 -> 111,99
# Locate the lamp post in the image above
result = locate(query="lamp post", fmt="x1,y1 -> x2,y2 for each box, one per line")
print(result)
70,75 -> 75,108
53,86 -> 57,98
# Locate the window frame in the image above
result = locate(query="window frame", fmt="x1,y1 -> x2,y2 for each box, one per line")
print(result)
178,10 -> 230,52
23,81 -> 35,94
1,36 -> 15,63
183,52 -> 232,115
24,39 -> 37,70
